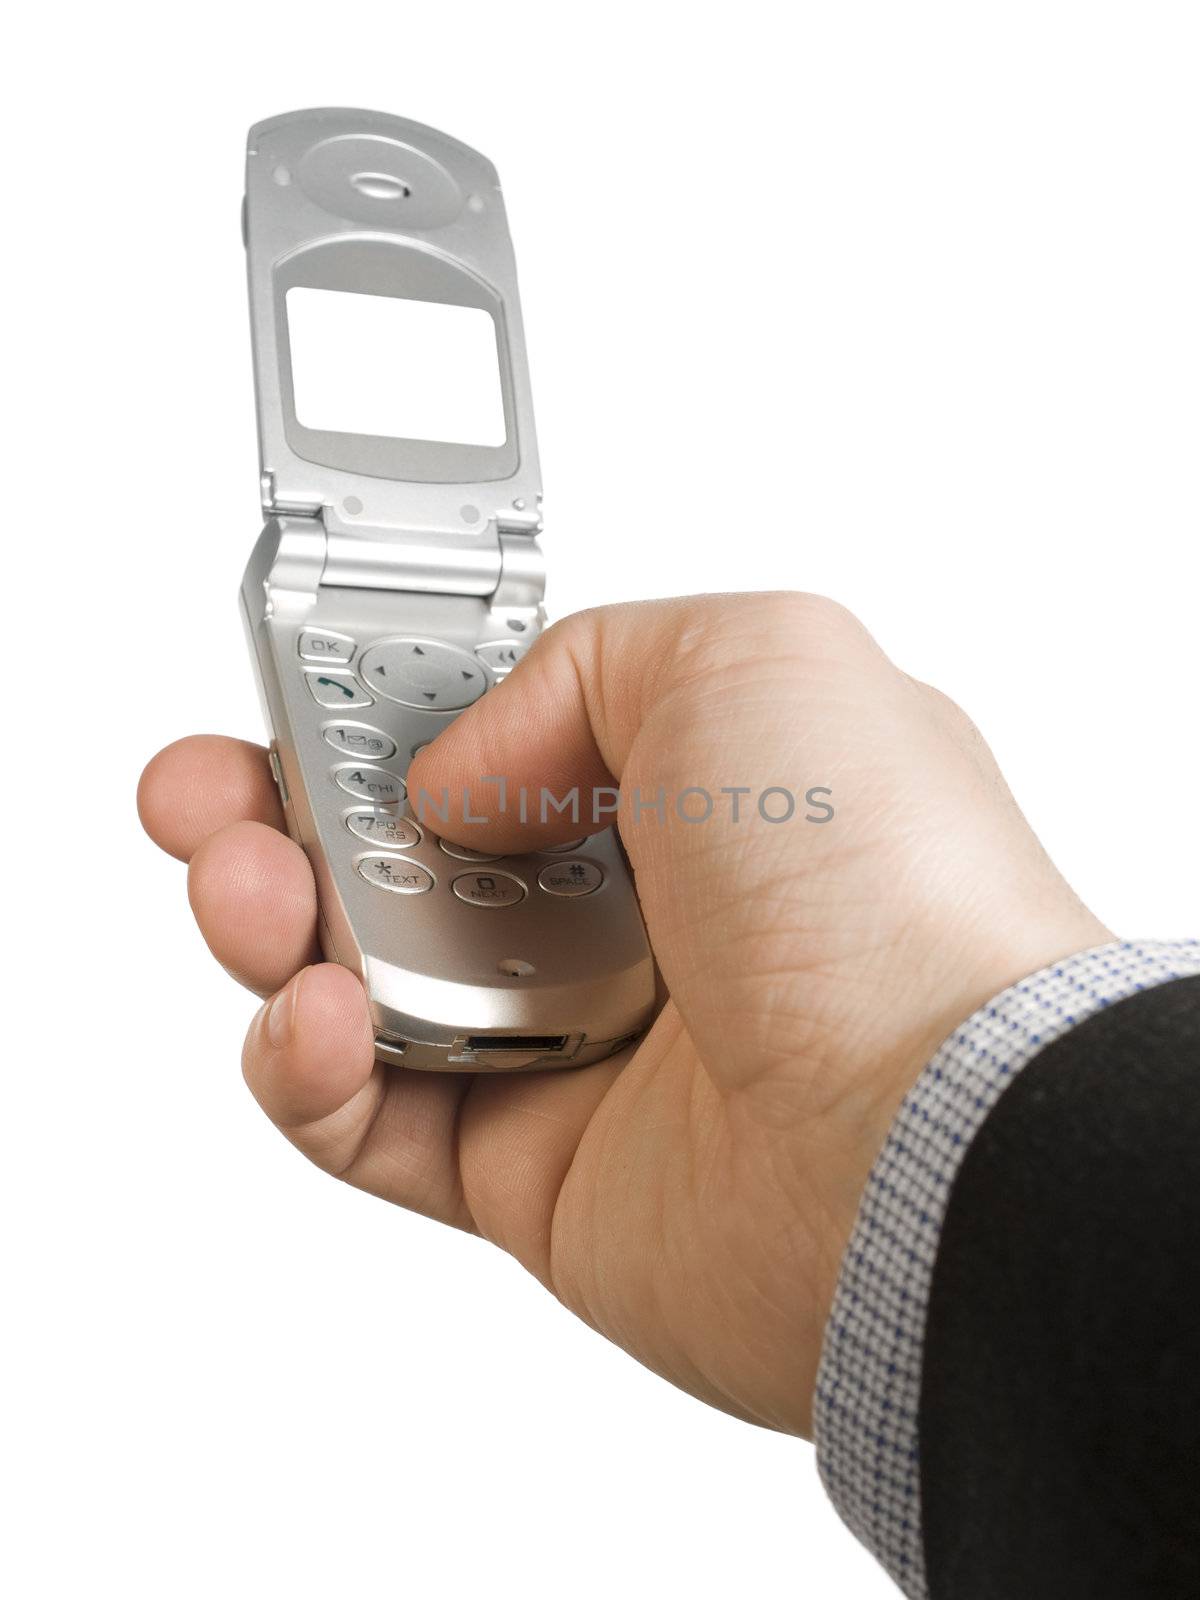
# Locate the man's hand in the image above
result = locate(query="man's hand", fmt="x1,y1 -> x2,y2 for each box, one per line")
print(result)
138,594 -> 1109,1435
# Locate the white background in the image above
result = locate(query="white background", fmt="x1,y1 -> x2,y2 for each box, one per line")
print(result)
5,4 -> 1198,1597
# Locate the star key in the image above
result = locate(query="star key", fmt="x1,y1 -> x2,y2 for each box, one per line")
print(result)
356,855 -> 435,895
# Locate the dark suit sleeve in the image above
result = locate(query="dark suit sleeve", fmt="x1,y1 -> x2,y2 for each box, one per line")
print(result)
920,973 -> 1200,1600
814,941 -> 1200,1600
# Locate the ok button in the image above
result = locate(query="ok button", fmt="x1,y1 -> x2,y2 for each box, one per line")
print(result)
323,723 -> 397,760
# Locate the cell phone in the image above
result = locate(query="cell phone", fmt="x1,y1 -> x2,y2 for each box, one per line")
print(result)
239,108 -> 655,1072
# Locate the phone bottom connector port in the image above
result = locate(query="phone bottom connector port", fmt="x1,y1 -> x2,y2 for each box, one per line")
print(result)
448,1032 -> 584,1070
463,1035 -> 568,1054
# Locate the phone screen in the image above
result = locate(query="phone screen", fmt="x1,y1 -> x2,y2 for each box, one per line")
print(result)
286,286 -> 506,447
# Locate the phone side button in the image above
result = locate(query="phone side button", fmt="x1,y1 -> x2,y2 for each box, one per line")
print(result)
267,744 -> 289,807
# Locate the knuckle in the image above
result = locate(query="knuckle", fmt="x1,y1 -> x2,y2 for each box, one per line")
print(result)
668,591 -> 870,680
538,605 -> 605,659
757,590 -> 863,640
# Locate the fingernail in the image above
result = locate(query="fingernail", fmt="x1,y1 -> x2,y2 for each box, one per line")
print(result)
265,971 -> 303,1048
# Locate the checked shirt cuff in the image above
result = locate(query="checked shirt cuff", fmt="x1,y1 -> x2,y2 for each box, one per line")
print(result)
812,938 -> 1200,1599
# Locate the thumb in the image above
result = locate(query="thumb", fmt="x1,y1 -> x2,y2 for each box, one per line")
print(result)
406,597 -> 685,853
407,593 -> 872,856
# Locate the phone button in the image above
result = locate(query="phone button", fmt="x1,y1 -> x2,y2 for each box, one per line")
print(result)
323,723 -> 397,760
346,811 -> 422,849
438,838 -> 504,863
451,871 -> 526,908
267,744 -> 289,807
540,838 -> 587,853
475,640 -> 529,676
299,629 -> 356,664
333,765 -> 406,805
358,637 -> 488,711
356,855 -> 434,895
305,670 -> 372,709
537,860 -> 604,897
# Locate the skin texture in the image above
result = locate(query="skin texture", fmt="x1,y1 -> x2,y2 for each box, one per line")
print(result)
138,593 -> 1110,1436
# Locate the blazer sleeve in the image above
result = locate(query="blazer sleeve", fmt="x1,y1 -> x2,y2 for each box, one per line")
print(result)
813,940 -> 1200,1599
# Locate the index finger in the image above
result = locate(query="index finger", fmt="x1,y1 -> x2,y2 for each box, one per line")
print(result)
137,734 -> 285,862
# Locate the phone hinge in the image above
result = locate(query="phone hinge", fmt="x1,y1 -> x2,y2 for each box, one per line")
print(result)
263,508 -> 546,629
486,529 -> 546,634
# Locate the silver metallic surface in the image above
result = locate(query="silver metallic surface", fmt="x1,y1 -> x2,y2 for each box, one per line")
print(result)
240,109 -> 655,1071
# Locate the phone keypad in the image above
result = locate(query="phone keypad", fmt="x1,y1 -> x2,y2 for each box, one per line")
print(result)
296,626 -> 608,914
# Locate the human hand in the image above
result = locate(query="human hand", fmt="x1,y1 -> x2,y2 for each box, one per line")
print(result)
138,594 -> 1109,1435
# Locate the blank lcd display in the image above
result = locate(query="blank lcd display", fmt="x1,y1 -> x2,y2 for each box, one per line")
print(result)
286,287 -> 506,446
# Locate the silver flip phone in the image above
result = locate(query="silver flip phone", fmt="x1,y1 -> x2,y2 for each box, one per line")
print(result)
239,108 -> 654,1072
